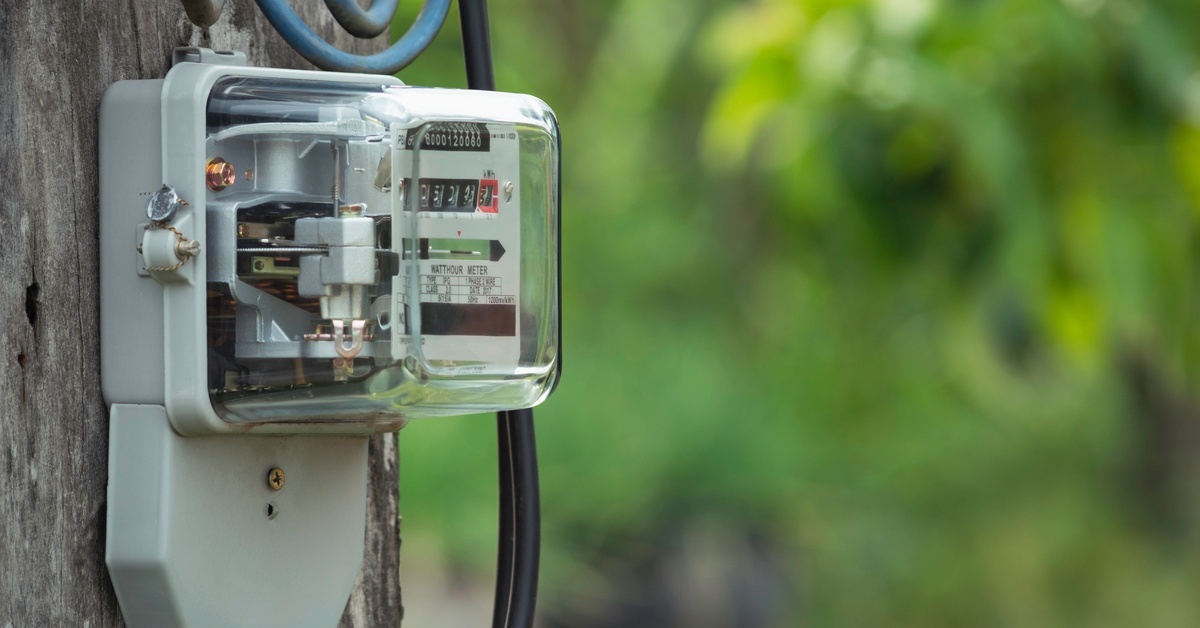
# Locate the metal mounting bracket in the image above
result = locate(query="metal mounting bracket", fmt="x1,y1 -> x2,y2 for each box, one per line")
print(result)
105,404 -> 369,627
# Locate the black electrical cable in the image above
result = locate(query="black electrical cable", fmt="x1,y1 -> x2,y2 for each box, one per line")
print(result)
494,412 -> 516,625
494,408 -> 540,628
459,0 -> 495,91
458,3 -> 542,627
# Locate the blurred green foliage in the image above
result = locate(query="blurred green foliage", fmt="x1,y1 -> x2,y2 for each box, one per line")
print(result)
394,0 -> 1200,625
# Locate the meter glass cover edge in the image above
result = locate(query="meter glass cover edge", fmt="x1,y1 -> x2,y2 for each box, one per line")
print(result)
202,78 -> 559,424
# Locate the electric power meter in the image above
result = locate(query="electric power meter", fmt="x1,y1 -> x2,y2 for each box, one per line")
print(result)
101,49 -> 558,627
100,52 -> 560,435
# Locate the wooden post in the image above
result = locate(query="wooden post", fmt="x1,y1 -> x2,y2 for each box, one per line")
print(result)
0,1 -> 402,624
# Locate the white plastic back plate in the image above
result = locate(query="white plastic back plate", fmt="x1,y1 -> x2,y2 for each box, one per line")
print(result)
105,405 -> 369,627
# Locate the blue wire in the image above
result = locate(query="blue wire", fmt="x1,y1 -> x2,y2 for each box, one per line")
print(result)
254,0 -> 451,74
323,0 -> 397,39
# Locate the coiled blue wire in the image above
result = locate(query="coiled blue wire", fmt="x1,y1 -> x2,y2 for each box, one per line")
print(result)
254,0 -> 451,74
323,0 -> 398,38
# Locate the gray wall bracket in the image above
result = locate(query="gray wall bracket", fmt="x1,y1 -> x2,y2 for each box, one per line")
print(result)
105,404 -> 369,627
172,46 -> 246,66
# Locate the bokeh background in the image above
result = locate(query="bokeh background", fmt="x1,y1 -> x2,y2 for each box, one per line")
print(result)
392,0 -> 1200,625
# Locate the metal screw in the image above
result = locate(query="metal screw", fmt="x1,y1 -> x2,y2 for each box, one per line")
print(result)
175,239 -> 201,260
145,184 -> 183,222
206,157 -> 236,191
244,169 -> 254,182
253,259 -> 267,272
267,467 -> 285,491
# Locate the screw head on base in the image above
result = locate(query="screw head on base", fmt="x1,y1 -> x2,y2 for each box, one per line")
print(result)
267,467 -> 285,491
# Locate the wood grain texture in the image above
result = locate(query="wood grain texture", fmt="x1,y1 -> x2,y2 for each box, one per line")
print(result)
0,1 -> 401,625
341,432 -> 403,628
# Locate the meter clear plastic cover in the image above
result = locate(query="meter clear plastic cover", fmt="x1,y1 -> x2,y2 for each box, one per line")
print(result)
203,78 -> 559,423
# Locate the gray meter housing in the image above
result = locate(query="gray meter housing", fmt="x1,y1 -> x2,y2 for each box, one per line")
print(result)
99,50 -> 560,626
